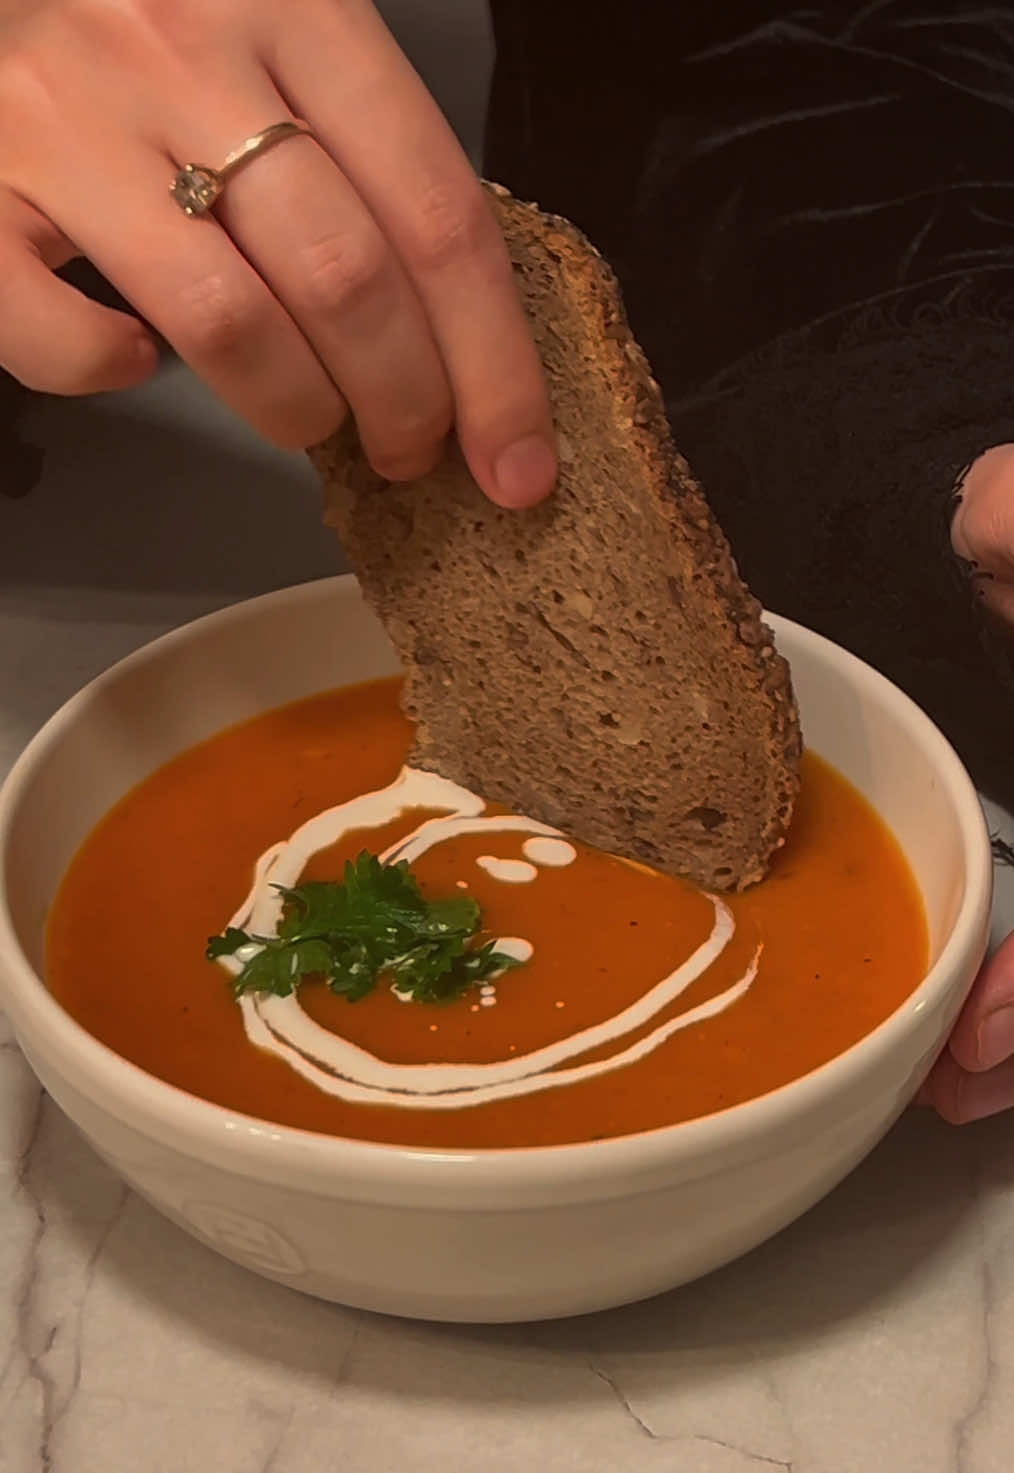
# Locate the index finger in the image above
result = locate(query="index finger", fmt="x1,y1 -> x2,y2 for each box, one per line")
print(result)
262,0 -> 556,507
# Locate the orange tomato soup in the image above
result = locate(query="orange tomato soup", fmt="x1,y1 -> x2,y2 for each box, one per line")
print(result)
46,678 -> 928,1148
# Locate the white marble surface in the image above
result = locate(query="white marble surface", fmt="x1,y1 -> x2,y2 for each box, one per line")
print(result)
3,378 -> 1014,1473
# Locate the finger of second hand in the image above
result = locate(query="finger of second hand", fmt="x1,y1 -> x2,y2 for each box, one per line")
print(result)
209,126 -> 454,479
0,228 -> 157,394
263,0 -> 556,506
2,192 -> 79,271
39,138 -> 346,450
0,189 -> 155,393
926,1047 -> 1014,1124
951,444 -> 1014,577
948,930 -> 1014,1073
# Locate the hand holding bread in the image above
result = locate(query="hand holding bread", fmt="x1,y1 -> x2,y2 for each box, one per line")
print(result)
0,0 -> 555,506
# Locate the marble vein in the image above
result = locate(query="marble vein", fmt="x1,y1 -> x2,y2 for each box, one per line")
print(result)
251,1409 -> 295,1473
694,1438 -> 793,1472
43,1184 -> 129,1473
3,1090 -> 48,1471
589,1362 -> 659,1439
0,1086 -> 132,1473
954,1129 -> 1008,1473
590,1362 -> 794,1468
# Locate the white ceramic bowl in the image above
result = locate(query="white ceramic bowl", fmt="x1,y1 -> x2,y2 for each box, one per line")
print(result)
0,577 -> 993,1322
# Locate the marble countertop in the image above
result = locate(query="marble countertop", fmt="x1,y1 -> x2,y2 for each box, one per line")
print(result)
3,373 -> 1014,1473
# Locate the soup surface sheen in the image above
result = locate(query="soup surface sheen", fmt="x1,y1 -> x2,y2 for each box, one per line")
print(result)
46,678 -> 928,1148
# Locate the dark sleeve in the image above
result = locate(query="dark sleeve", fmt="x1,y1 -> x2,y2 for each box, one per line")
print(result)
487,0 -> 1014,806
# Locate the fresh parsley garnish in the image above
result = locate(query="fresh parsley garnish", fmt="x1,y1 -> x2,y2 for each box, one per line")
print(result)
206,851 -> 522,1005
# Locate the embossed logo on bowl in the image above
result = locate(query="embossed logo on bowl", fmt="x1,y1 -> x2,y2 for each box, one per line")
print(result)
182,1201 -> 307,1276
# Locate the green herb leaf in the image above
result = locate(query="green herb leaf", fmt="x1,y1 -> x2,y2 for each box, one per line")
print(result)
389,936 -> 523,1005
460,940 -> 524,981
234,936 -> 335,998
325,939 -> 380,1002
205,926 -> 254,961
414,895 -> 483,936
207,850 -> 526,1006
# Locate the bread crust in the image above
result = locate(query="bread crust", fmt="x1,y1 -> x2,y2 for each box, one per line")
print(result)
311,184 -> 801,890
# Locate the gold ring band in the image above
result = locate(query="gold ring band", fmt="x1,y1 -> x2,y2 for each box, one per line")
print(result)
170,120 -> 315,217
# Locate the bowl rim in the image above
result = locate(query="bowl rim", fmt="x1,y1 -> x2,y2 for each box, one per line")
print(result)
0,575 -> 994,1198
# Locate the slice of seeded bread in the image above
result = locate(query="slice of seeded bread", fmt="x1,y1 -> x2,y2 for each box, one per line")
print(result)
310,184 -> 801,891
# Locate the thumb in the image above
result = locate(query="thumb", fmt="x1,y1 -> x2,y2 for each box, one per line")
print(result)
951,444 -> 1014,624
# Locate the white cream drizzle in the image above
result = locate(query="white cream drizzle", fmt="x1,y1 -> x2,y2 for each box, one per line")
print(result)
476,855 -> 538,884
522,836 -> 578,867
494,938 -> 535,965
216,766 -> 762,1111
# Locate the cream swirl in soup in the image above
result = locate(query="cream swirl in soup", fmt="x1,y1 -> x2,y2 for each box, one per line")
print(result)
215,768 -> 761,1110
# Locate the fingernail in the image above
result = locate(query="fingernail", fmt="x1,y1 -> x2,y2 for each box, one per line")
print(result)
975,1004 -> 1014,1070
493,433 -> 557,507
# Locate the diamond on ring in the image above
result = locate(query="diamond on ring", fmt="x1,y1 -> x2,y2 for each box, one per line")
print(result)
170,165 -> 221,218
170,122 -> 315,218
